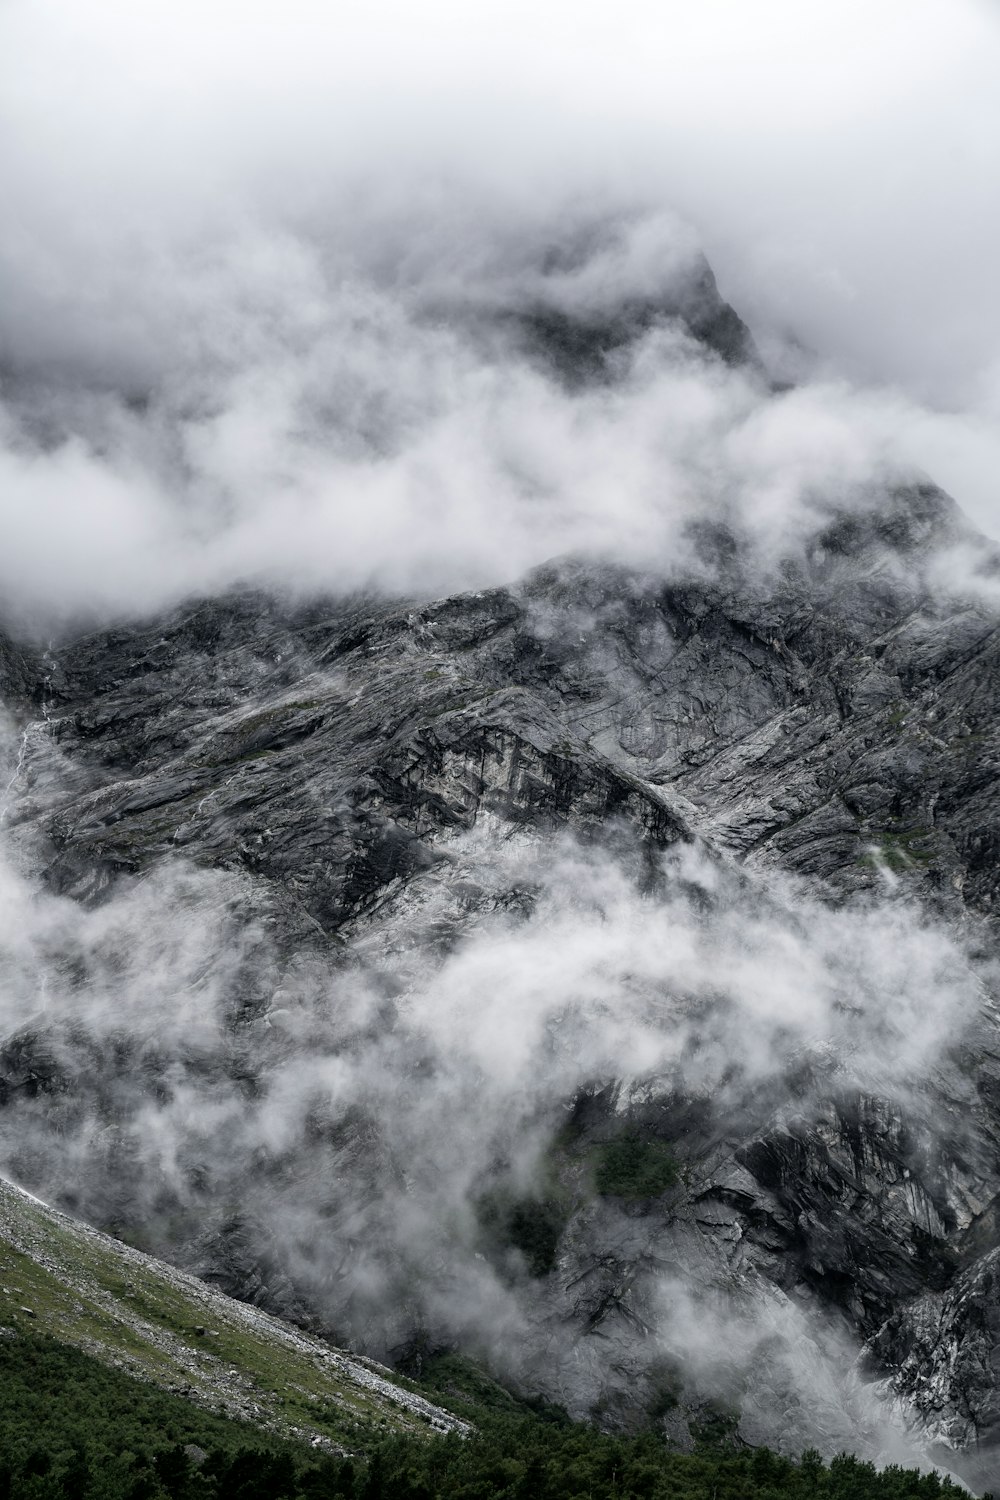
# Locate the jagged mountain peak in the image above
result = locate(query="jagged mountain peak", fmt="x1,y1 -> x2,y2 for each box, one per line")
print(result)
504,249 -> 761,383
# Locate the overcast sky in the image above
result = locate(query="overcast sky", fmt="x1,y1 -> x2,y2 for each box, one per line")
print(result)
1,0 -> 998,616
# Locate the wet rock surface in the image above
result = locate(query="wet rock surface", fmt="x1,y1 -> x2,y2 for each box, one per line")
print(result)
1,476 -> 999,1484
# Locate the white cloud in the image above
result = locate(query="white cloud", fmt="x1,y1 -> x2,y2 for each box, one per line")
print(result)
0,0 -> 997,621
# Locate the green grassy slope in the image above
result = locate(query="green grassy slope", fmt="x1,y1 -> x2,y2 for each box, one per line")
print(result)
0,1175 -> 463,1452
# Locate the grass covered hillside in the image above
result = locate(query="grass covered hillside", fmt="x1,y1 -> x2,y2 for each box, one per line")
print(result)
0,1175 -> 462,1452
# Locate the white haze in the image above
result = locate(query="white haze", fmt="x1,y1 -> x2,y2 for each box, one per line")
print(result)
0,0 -> 999,621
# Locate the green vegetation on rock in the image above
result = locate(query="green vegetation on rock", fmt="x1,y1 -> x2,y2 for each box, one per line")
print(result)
475,1185 -> 569,1277
591,1132 -> 679,1201
857,830 -> 936,873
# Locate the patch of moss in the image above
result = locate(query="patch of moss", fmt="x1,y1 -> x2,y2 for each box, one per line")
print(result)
645,1361 -> 683,1422
690,1401 -> 740,1450
403,1352 -> 522,1418
236,700 -> 321,730
476,1188 -> 568,1278
857,829 -> 935,872
591,1133 -> 678,1202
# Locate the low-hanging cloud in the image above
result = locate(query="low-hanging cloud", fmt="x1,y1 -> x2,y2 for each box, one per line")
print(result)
0,212 -> 981,624
1,1 -> 999,624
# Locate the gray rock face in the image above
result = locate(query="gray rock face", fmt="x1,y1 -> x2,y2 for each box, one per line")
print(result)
507,252 -> 761,383
2,432 -> 1000,1477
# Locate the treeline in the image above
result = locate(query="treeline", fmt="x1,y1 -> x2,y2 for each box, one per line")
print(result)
0,1335 -> 982,1500
356,1420 -> 970,1500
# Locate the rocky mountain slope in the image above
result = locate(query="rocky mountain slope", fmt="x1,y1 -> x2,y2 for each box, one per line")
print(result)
1,268 -> 998,1491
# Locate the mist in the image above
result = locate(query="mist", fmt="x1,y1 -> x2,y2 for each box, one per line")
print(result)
1,1 -> 999,623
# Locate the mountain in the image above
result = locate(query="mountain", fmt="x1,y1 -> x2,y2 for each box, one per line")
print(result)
0,262 -> 998,1492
